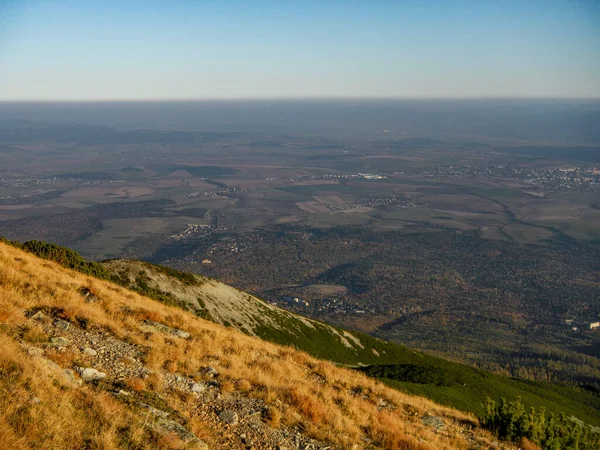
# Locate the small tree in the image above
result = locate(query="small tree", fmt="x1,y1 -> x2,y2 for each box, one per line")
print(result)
481,397 -> 600,450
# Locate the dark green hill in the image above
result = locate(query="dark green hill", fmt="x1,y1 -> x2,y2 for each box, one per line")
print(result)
358,363 -> 600,427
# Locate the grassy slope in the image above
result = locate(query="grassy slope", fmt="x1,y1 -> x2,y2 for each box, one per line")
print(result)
100,258 -> 400,365
6,238 -> 600,427
0,241 -> 504,450
104,261 -> 600,427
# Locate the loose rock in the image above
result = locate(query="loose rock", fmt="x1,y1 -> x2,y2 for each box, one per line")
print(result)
422,415 -> 446,430
143,320 -> 191,339
204,366 -> 218,378
219,410 -> 239,425
191,382 -> 207,393
53,319 -> 70,331
50,337 -> 70,346
77,367 -> 107,382
82,347 -> 97,357
154,417 -> 209,449
31,311 -> 47,321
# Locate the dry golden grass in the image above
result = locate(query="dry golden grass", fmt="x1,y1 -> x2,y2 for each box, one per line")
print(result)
126,377 -> 146,392
0,242 -> 512,449
0,333 -> 159,449
236,379 -> 252,392
265,406 -> 282,428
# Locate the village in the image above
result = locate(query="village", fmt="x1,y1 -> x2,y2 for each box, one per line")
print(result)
422,164 -> 600,193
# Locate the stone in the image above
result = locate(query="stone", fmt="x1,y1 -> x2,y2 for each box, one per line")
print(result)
204,366 -> 218,378
82,347 -> 97,357
153,417 -> 208,449
191,382 -> 207,393
26,346 -> 43,357
143,320 -> 191,339
79,287 -> 99,303
31,311 -> 47,321
63,369 -> 77,381
172,329 -> 191,339
422,415 -> 446,430
50,337 -> 70,346
44,359 -> 61,371
53,319 -> 70,331
77,367 -> 107,382
219,410 -> 239,425
139,403 -> 170,419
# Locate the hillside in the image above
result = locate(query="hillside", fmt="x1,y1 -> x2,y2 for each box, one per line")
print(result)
5,239 -> 600,433
0,241 -> 514,449
97,259 -> 600,427
101,259 -> 385,365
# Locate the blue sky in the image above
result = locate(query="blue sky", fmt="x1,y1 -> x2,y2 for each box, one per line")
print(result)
0,0 -> 599,100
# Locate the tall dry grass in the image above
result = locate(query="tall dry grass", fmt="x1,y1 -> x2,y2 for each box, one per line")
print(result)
0,242 -> 511,449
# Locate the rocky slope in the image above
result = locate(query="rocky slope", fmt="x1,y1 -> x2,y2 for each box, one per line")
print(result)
0,242 -> 515,449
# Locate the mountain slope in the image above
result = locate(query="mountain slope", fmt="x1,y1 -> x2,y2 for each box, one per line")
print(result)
99,259 -> 600,427
0,241 -> 512,449
6,239 -> 600,433
101,259 -> 400,365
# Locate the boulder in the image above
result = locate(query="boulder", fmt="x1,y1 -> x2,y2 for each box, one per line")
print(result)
77,367 -> 107,382
26,346 -> 43,357
139,403 -> 170,419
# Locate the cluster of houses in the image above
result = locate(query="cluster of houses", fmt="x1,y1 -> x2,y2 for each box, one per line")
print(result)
565,319 -> 599,332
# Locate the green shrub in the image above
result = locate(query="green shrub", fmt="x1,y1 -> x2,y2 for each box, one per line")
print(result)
481,397 -> 600,450
20,240 -> 113,280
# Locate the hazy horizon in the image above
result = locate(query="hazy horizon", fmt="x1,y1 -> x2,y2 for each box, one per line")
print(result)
2,96 -> 600,103
1,98 -> 599,144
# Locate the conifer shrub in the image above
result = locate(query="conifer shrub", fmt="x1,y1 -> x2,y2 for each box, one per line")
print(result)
20,240 -> 113,279
481,397 -> 600,450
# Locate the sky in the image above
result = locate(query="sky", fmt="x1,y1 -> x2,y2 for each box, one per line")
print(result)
0,0 -> 599,101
